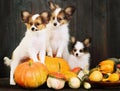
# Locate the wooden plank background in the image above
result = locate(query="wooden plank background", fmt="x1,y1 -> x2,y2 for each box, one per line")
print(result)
0,0 -> 120,77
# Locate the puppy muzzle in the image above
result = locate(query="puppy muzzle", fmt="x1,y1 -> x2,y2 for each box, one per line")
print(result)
31,27 -> 38,31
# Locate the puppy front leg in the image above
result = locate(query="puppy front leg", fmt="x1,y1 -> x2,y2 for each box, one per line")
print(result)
56,44 -> 64,58
46,41 -> 53,57
29,51 -> 39,62
56,47 -> 63,57
47,46 -> 53,57
39,50 -> 45,64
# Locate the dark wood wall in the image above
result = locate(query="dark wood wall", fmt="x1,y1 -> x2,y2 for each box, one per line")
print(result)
0,0 -> 120,77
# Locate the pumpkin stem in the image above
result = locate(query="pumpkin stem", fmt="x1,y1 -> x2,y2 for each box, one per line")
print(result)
58,62 -> 61,73
29,61 -> 32,66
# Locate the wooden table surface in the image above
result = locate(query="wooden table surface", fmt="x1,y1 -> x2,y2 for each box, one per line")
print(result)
0,78 -> 120,91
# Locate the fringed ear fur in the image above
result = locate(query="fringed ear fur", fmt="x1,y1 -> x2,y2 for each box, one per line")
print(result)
83,37 -> 92,47
64,6 -> 75,20
70,36 -> 76,44
40,11 -> 51,24
48,1 -> 60,11
21,10 -> 31,23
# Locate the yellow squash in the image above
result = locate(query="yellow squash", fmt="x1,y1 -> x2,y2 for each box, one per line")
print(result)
99,60 -> 115,74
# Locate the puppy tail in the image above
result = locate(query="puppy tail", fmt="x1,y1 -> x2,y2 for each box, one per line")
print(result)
3,57 -> 12,66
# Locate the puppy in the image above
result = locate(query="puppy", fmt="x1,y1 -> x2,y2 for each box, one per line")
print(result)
46,1 -> 75,60
4,11 -> 50,85
68,37 -> 91,70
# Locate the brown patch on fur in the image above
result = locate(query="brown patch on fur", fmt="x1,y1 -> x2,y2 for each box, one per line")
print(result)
50,13 -> 55,22
26,16 -> 45,31
50,10 -> 68,25
21,11 -> 50,31
50,6 -> 75,26
57,10 -> 68,25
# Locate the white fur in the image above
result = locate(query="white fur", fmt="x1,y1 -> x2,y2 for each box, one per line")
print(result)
46,8 -> 69,60
4,14 -> 47,85
73,42 -> 85,57
4,57 -> 12,66
54,8 -> 61,16
68,41 -> 90,70
46,22 -> 69,60
32,14 -> 39,20
68,53 -> 90,70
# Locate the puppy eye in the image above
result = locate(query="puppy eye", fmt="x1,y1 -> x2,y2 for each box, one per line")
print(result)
73,49 -> 76,52
80,50 -> 83,52
53,17 -> 55,20
29,22 -> 33,26
58,18 -> 62,21
36,23 -> 40,26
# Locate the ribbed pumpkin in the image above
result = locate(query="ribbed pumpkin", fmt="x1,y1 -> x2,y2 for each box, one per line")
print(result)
45,56 -> 70,73
14,60 -> 48,88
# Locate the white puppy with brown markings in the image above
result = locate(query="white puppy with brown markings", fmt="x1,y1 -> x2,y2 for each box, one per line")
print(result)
46,1 -> 76,61
4,11 -> 50,85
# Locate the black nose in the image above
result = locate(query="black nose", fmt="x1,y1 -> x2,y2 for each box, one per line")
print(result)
31,27 -> 35,31
76,53 -> 78,56
54,23 -> 57,26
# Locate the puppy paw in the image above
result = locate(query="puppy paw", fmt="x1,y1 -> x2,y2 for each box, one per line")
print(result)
10,80 -> 16,85
56,53 -> 62,58
47,55 -> 53,57
41,61 -> 45,64
47,52 -> 53,57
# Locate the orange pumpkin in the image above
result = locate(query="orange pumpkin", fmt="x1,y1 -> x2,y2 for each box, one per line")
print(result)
14,60 -> 48,88
45,56 -> 70,73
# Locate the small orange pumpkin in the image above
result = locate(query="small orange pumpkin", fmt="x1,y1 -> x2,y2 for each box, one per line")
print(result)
45,56 -> 70,73
14,60 -> 48,88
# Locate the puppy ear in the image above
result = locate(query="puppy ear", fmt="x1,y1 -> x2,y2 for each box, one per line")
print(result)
64,6 -> 75,20
70,36 -> 76,44
83,37 -> 92,47
48,1 -> 59,11
21,10 -> 31,23
40,11 -> 51,24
